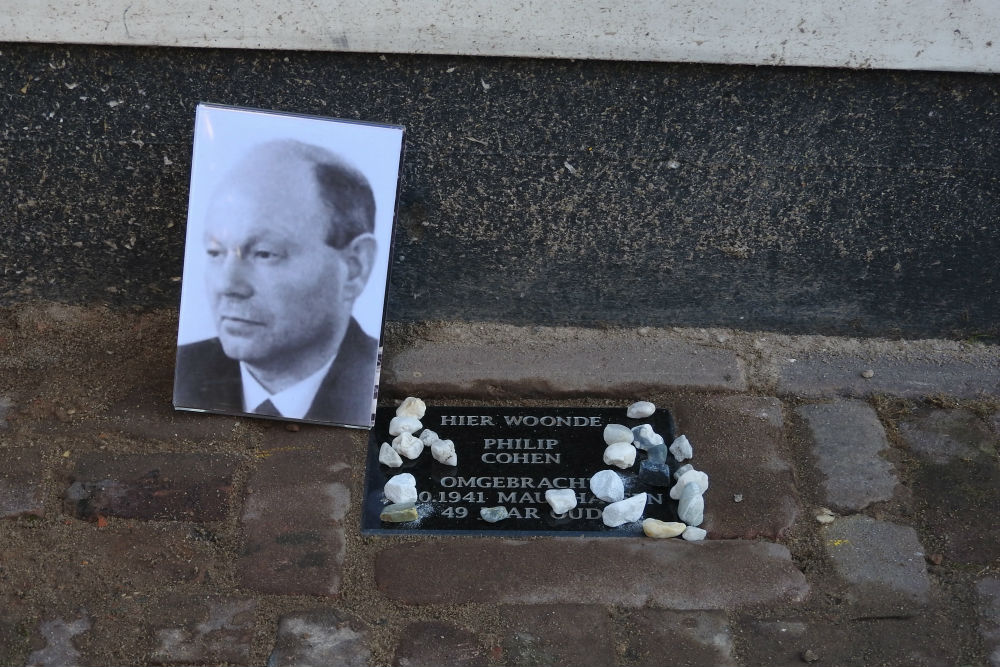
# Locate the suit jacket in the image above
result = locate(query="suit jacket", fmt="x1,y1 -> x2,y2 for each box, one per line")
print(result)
173,318 -> 378,427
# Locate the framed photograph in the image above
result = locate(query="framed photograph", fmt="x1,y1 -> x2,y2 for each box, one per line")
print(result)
173,103 -> 404,429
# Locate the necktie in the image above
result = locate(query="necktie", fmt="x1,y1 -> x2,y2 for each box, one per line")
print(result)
254,398 -> 282,418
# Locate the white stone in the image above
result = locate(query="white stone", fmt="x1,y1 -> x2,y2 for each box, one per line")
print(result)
627,401 -> 656,418
378,442 -> 403,468
389,415 -> 422,436
418,428 -> 441,445
642,518 -> 686,538
431,439 -> 458,466
396,396 -> 427,418
545,488 -> 578,514
682,526 -> 707,541
589,470 -> 625,503
603,443 -> 637,469
631,424 -> 664,450
669,434 -> 693,462
674,463 -> 693,480
392,432 -> 424,459
602,493 -> 647,527
678,482 -> 704,526
670,469 -> 710,499
384,473 -> 417,504
815,507 -> 836,524
603,423 -> 634,445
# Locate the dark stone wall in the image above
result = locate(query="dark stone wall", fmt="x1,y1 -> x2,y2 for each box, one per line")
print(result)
2,44 -> 998,338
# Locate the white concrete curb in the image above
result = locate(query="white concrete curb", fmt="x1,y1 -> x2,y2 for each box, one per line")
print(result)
2,0 -> 998,72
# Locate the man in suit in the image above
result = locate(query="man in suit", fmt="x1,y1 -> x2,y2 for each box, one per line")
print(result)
174,139 -> 379,427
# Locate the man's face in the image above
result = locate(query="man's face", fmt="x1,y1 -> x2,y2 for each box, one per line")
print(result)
203,176 -> 351,372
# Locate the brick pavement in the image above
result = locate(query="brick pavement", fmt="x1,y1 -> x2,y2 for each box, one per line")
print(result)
1,309 -> 998,666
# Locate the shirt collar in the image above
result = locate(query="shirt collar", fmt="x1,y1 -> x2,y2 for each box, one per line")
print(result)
240,354 -> 337,420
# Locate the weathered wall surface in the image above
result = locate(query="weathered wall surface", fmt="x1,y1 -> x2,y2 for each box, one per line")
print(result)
2,0 -> 998,72
2,44 -> 998,337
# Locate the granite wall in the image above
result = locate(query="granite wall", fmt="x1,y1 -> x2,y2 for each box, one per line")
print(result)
2,44 -> 997,338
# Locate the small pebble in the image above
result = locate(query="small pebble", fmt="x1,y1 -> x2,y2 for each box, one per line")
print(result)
682,526 -> 707,541
642,518 -> 686,538
733,493 -> 743,503
927,553 -> 944,566
646,443 -> 668,464
602,493 -> 647,527
627,401 -> 656,419
545,488 -> 578,514
590,469 -> 625,503
669,435 -> 693,462
430,439 -> 458,466
380,502 -> 418,523
638,460 -> 672,487
673,463 -> 693,480
677,482 -> 704,526
392,432 -> 424,459
388,415 -> 422,436
801,649 -> 819,663
815,507 -> 836,524
384,473 -> 417,504
480,506 -> 509,523
378,442 -> 403,468
418,429 -> 441,445
603,442 -> 637,469
631,424 -> 664,450
396,396 -> 427,418
670,469 -> 710,499
861,369 -> 875,379
603,423 -> 634,445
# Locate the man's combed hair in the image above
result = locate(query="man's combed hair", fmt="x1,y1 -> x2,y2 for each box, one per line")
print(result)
313,160 -> 376,249
233,139 -> 376,250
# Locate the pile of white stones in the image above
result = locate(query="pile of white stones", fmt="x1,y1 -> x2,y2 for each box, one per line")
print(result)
543,400 -> 709,541
379,397 -> 711,539
379,396 -> 459,522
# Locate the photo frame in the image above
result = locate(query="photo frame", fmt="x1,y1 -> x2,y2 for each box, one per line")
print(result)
173,103 -> 404,429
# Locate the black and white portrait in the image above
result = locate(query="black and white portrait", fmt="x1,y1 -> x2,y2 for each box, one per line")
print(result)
173,104 -> 403,428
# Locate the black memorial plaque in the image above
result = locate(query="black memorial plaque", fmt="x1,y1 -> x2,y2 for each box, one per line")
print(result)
362,406 -> 679,536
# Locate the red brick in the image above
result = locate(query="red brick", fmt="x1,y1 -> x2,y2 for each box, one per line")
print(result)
63,453 -> 237,522
624,610 -> 737,667
3,524 -> 218,601
376,537 -> 808,609
393,621 -> 486,667
144,596 -> 257,666
912,456 -> 1000,564
494,605 -> 614,667
0,446 -> 46,518
740,615 -> 964,666
0,395 -> 11,429
237,426 -> 358,595
899,408 -> 997,464
977,578 -> 1000,667
107,382 -> 240,443
24,615 -> 92,667
0,594 -> 34,667
268,608 -> 371,667
670,395 -> 801,539
64,594 -> 256,666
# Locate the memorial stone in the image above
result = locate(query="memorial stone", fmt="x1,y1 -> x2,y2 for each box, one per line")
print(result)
362,406 -> 680,536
